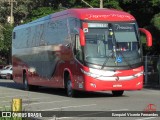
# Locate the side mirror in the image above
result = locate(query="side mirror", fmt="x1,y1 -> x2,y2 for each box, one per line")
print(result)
139,28 -> 152,47
79,29 -> 85,46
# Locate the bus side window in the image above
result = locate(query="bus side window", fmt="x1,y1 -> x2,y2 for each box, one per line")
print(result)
75,34 -> 83,62
13,32 -> 16,39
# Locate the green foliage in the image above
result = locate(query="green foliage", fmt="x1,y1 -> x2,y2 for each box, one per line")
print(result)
140,35 -> 147,44
149,0 -> 160,7
151,13 -> 160,31
80,0 -> 122,9
104,0 -> 122,10
25,7 -> 56,22
0,24 -> 13,52
0,24 -> 13,64
0,1 -> 10,23
140,34 -> 153,54
13,0 -> 33,24
0,59 -> 6,65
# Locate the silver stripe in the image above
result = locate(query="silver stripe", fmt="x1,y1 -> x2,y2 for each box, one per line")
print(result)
95,72 -> 143,81
81,69 -> 143,81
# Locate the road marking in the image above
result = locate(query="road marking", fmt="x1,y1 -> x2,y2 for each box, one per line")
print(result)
56,117 -> 74,120
0,95 -> 27,98
41,104 -> 97,111
0,97 -> 51,103
110,109 -> 129,111
48,117 -> 74,120
135,117 -> 157,120
23,100 -> 70,106
0,100 -> 70,108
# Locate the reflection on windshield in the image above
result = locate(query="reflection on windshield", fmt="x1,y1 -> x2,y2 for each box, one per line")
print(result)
115,31 -> 139,52
84,22 -> 141,68
85,33 -> 107,57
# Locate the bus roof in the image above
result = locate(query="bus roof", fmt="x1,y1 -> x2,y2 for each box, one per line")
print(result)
57,8 -> 135,21
14,8 -> 135,30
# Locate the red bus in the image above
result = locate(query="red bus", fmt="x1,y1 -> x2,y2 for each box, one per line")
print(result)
12,8 -> 152,97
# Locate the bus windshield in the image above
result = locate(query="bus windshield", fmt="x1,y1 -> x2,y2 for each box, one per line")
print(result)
84,22 -> 142,69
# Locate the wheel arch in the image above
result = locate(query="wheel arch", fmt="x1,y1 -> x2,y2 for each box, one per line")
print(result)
63,68 -> 73,89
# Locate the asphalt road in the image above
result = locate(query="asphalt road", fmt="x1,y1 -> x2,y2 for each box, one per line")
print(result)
0,79 -> 159,120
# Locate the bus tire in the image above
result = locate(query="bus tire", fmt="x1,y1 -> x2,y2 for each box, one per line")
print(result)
66,78 -> 75,97
112,90 -> 124,96
23,73 -> 31,91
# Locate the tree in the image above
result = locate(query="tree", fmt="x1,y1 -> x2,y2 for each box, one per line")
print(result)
119,0 -> 160,54
0,24 -> 13,64
104,0 -> 122,9
25,7 -> 57,22
0,0 -> 34,25
80,0 -> 122,9
0,24 -> 5,40
0,1 -> 9,24
13,0 -> 34,25
151,13 -> 160,31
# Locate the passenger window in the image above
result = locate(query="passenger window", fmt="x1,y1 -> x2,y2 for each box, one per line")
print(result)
13,32 -> 16,39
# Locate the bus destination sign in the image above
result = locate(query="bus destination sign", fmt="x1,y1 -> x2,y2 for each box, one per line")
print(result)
88,23 -> 108,28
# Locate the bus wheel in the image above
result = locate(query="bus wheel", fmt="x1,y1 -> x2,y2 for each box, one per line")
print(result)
66,79 -> 75,97
23,73 -> 31,91
112,90 -> 124,96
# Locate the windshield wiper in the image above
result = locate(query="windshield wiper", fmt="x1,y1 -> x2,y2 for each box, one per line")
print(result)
117,50 -> 133,69
100,53 -> 112,69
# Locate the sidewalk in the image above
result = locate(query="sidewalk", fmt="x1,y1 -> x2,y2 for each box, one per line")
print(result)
144,84 -> 160,90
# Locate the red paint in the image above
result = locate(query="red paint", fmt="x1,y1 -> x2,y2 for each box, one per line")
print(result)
144,104 -> 156,112
139,28 -> 152,46
12,8 -> 152,94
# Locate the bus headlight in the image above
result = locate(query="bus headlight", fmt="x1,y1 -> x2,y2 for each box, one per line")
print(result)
81,68 -> 100,78
81,68 -> 115,77
134,71 -> 143,77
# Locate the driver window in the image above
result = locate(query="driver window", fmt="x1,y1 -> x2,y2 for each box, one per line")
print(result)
75,35 -> 83,62
97,35 -> 105,56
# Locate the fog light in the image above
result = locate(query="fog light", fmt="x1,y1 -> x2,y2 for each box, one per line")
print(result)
136,82 -> 141,86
